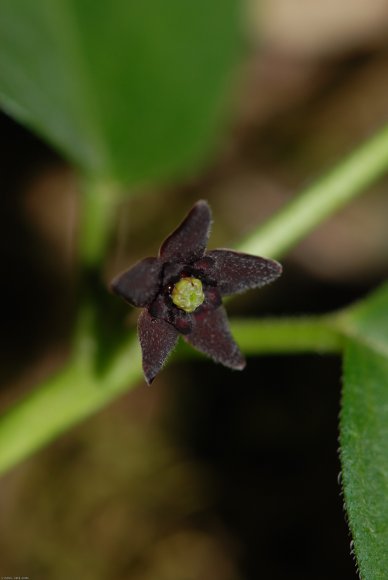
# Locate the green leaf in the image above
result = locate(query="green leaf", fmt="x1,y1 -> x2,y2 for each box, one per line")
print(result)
0,0 -> 240,184
341,341 -> 388,579
339,282 -> 388,578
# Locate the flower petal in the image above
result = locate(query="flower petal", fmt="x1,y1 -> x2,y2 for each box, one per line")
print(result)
205,250 -> 282,295
138,310 -> 179,384
185,306 -> 245,370
149,293 -> 193,334
195,285 -> 221,315
159,200 -> 212,263
161,261 -> 187,286
170,309 -> 193,334
111,257 -> 163,307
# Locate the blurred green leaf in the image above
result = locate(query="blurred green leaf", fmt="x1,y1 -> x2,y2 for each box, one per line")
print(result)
0,0 -> 240,184
339,282 -> 388,578
341,342 -> 388,579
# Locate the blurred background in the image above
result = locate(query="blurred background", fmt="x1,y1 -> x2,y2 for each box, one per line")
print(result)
1,0 -> 388,578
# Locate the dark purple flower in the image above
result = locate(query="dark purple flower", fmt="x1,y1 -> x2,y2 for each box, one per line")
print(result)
111,200 -> 282,384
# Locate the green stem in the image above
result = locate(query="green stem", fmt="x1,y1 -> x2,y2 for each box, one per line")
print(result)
0,335 -> 142,476
231,316 -> 344,354
239,125 -> 388,258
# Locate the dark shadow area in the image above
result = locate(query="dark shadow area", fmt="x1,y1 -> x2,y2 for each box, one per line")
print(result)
0,114 -> 73,387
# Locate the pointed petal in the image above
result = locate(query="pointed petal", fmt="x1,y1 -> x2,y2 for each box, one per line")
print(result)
192,255 -> 216,281
185,306 -> 245,370
111,257 -> 162,307
205,250 -> 282,295
149,293 -> 170,320
159,200 -> 212,263
138,310 -> 178,384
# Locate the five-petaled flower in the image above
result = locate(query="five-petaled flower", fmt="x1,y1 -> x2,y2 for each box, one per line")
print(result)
111,200 -> 282,384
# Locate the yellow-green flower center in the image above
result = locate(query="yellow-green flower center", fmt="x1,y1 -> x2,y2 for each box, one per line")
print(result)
171,277 -> 204,313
